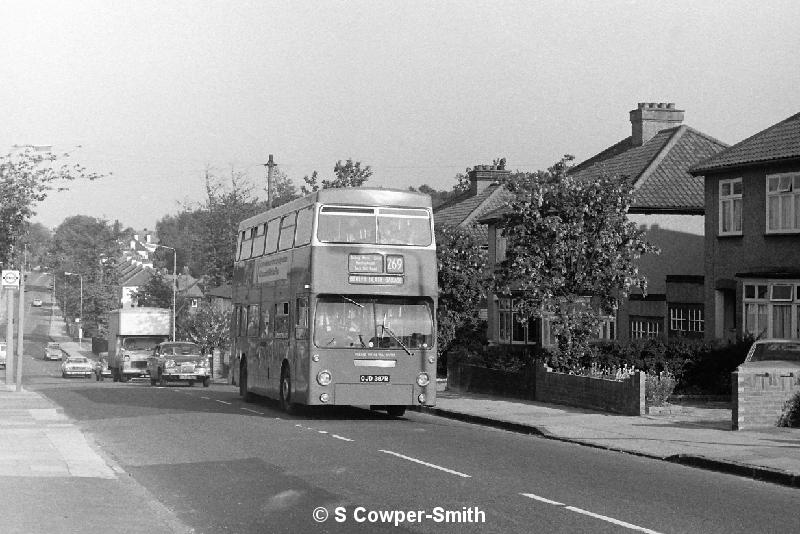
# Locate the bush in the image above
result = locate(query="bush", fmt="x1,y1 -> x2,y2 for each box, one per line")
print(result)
645,370 -> 677,407
778,391 -> 800,428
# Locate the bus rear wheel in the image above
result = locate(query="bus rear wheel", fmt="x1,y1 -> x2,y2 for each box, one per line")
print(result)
386,406 -> 406,417
240,362 -> 254,402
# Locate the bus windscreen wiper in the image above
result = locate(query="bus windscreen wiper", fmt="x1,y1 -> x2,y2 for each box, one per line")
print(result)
339,295 -> 364,308
381,314 -> 411,355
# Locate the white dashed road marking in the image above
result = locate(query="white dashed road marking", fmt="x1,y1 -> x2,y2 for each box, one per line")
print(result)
241,408 -> 264,415
379,450 -> 471,478
521,493 -> 663,534
215,399 -> 231,405
331,434 -> 354,442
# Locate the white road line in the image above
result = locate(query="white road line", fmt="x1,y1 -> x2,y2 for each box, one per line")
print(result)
520,493 -> 564,506
200,396 -> 210,400
215,399 -> 231,405
241,408 -> 263,414
317,430 -> 328,434
331,434 -> 354,442
520,493 -> 662,534
379,450 -> 471,478
564,506 -> 663,534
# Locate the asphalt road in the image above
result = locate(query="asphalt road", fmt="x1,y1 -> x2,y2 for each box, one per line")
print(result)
10,273 -> 800,534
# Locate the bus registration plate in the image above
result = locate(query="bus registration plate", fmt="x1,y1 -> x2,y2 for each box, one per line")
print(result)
360,375 -> 390,383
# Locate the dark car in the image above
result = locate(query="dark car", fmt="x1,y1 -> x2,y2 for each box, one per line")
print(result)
148,341 -> 211,387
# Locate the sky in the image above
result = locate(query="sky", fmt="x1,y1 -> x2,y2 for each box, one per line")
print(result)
3,0 -> 800,232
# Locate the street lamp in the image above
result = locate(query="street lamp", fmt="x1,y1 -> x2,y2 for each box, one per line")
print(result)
154,245 -> 177,342
64,272 -> 83,347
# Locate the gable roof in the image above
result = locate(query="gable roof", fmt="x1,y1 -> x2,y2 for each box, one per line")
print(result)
570,125 -> 727,212
690,111 -> 800,174
433,184 -> 514,241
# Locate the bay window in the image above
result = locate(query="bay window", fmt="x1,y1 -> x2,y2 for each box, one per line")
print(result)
743,281 -> 800,339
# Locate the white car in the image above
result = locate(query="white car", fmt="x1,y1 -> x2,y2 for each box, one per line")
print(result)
61,356 -> 94,378
32,298 -> 43,307
0,341 -> 6,369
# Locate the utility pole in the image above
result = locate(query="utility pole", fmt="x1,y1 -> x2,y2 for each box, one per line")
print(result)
15,267 -> 24,391
263,154 -> 277,209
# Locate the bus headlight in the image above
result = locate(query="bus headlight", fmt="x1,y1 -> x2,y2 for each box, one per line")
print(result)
427,356 -> 435,364
418,393 -> 426,404
165,359 -> 176,368
320,393 -> 330,403
123,354 -> 130,362
416,372 -> 430,387
317,370 -> 332,386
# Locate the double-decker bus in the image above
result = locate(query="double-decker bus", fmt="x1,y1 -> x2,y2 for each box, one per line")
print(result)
231,187 -> 437,416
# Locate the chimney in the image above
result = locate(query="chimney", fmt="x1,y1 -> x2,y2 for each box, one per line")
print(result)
629,102 -> 684,146
467,163 -> 511,196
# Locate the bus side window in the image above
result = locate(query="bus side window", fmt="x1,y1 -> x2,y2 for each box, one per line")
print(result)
295,207 -> 313,247
241,227 -> 255,260
247,304 -> 260,337
295,297 -> 309,339
236,231 -> 247,260
237,306 -> 248,337
251,223 -> 267,257
260,305 -> 271,338
278,212 -> 297,251
264,218 -> 280,254
275,302 -> 289,338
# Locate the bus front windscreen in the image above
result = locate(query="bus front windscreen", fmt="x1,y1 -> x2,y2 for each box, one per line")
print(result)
314,296 -> 434,350
317,206 -> 431,246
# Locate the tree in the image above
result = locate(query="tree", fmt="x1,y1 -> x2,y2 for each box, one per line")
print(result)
0,147 -> 104,266
491,156 -> 658,366
48,215 -> 123,337
180,301 -> 231,356
266,168 -> 300,207
436,224 -> 488,359
301,158 -> 372,194
129,270 -> 173,308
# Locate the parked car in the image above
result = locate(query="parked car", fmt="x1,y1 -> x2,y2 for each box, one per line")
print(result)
740,339 -> 800,369
0,341 -> 6,369
44,342 -> 62,361
32,298 -> 43,307
61,356 -> 93,378
148,341 -> 211,387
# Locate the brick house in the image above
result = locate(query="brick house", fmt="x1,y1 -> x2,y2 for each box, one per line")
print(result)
481,103 -> 728,347
690,111 -> 800,341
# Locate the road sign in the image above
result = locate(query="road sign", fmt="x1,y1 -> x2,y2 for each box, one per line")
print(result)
1,270 -> 20,289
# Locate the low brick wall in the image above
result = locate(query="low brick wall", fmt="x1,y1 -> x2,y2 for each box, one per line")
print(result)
732,368 -> 800,430
447,360 -> 645,415
535,365 -> 645,416
447,361 -> 536,401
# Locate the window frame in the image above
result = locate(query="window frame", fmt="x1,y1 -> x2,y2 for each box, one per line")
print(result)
765,172 -> 800,234
718,177 -> 743,236
743,280 -> 800,339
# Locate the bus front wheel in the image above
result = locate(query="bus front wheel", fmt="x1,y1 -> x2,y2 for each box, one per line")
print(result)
280,366 -> 295,414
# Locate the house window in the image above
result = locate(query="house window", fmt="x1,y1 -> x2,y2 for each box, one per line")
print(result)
499,297 -> 616,346
744,281 -> 800,339
668,305 -> 703,338
719,178 -> 742,235
630,316 -> 661,339
766,172 -> 800,233
497,298 -> 536,345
